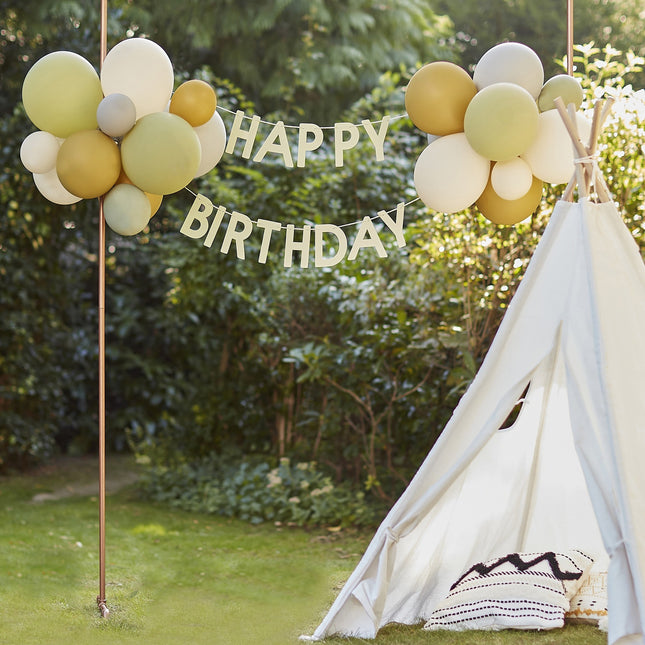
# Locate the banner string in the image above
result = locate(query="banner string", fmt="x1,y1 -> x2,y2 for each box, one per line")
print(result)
216,105 -> 408,130
184,188 -> 420,232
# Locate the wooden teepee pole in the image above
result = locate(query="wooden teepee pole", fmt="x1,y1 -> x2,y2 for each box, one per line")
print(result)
97,0 -> 109,619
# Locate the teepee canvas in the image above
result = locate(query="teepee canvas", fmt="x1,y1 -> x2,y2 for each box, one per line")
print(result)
305,102 -> 645,645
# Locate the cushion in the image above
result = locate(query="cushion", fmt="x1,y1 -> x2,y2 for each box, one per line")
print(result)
424,550 -> 594,632
566,571 -> 607,624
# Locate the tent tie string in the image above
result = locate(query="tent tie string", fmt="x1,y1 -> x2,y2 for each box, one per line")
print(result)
385,527 -> 400,543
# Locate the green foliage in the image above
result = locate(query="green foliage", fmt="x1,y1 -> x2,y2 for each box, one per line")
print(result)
139,455 -> 380,527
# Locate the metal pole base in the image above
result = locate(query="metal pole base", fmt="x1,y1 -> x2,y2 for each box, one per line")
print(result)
97,597 -> 110,618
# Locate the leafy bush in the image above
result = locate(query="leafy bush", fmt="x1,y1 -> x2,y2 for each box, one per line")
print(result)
138,455 -> 381,527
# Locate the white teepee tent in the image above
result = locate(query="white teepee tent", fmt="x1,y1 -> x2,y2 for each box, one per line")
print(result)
305,101 -> 645,645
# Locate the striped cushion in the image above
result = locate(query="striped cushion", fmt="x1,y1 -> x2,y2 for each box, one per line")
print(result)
424,550 -> 594,632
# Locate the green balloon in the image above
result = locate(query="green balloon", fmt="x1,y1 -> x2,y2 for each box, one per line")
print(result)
538,75 -> 584,112
121,112 -> 201,195
104,184 -> 151,236
22,51 -> 103,138
464,82 -> 539,162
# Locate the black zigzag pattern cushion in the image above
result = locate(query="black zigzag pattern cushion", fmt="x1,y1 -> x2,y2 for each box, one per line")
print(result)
424,550 -> 594,632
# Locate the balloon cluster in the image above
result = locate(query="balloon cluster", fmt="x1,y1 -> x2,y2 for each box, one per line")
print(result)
20,38 -> 227,236
406,42 -> 586,225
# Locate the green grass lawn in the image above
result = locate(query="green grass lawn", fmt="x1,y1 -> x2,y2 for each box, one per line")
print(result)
0,457 -> 607,645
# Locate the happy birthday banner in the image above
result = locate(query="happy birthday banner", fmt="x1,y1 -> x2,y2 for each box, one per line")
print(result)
19,35 -> 589,268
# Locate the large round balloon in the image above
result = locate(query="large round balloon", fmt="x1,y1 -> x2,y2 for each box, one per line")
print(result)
473,42 -> 544,99
101,38 -> 174,119
121,112 -> 201,195
96,93 -> 137,138
193,110 -> 227,177
464,82 -> 539,162
476,175 -> 544,225
22,51 -> 103,138
33,168 -> 83,205
491,157 -> 534,201
522,110 -> 592,184
170,79 -> 217,127
104,183 -> 151,236
414,133 -> 490,213
538,75 -> 584,112
56,129 -> 121,198
405,61 -> 477,136
20,131 -> 61,174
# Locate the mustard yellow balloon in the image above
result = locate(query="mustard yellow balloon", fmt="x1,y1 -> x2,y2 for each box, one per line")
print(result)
476,174 -> 543,225
169,79 -> 217,127
56,129 -> 121,199
464,82 -> 539,161
121,112 -> 201,195
22,51 -> 104,138
405,62 -> 477,136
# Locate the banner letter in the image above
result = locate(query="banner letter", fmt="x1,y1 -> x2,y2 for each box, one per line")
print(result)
180,193 -> 213,239
203,205 -> 227,248
297,123 -> 324,167
256,219 -> 282,264
220,211 -> 253,260
348,216 -> 387,261
314,224 -> 348,267
253,121 -> 294,168
362,116 -> 390,162
334,122 -> 360,167
284,224 -> 312,268
225,110 -> 262,159
378,202 -> 406,248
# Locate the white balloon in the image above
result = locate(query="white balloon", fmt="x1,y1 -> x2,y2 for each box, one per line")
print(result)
97,93 -> 137,138
101,38 -> 174,119
474,42 -> 544,99
33,168 -> 82,205
20,131 -> 61,174
104,184 -> 151,236
414,133 -> 491,213
193,110 -> 227,177
491,157 -> 534,201
522,110 -> 592,184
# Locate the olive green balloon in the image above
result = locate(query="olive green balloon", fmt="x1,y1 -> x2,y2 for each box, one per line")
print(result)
464,82 -> 539,162
104,184 -> 151,236
538,75 -> 584,112
121,112 -> 201,195
22,51 -> 103,138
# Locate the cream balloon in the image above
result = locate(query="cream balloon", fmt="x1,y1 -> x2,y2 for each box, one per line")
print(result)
20,131 -> 61,174
414,133 -> 491,213
473,42 -> 544,99
100,38 -> 174,119
33,168 -> 82,205
522,110 -> 592,184
491,157 -> 534,201
193,110 -> 227,177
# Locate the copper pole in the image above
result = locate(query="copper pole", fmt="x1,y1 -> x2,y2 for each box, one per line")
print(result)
567,0 -> 574,75
97,0 -> 109,619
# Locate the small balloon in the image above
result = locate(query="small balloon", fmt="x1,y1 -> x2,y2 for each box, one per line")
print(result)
22,51 -> 104,138
117,169 -> 163,217
20,131 -> 61,174
104,183 -> 151,236
538,75 -> 584,112
32,168 -> 83,205
193,110 -> 227,177
491,157 -> 534,201
101,38 -> 174,119
473,42 -> 544,99
522,110 -> 592,184
414,133 -> 490,213
476,174 -> 544,226
405,61 -> 478,136
121,112 -> 201,195
464,82 -> 539,161
170,79 -> 217,127
97,93 -> 137,138
56,129 -> 121,199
